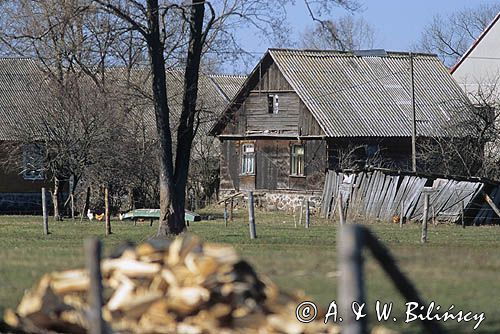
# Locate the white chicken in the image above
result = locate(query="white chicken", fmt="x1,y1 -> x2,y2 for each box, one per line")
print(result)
87,209 -> 94,221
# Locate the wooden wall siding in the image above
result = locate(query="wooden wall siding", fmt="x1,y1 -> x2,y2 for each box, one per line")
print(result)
239,175 -> 256,191
219,140 -> 240,191
321,170 -> 486,224
298,99 -> 323,136
220,138 -> 327,192
304,140 -> 326,190
253,139 -> 325,191
255,140 -> 290,190
256,62 -> 293,91
0,170 -> 48,193
245,92 -> 300,133
222,60 -> 317,136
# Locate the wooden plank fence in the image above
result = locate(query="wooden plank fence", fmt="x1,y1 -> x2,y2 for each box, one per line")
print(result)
322,169 -> 496,224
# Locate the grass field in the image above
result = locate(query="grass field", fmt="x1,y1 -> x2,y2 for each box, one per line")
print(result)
0,209 -> 499,333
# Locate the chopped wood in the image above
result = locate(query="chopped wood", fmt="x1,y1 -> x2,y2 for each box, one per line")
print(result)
4,235 -> 399,334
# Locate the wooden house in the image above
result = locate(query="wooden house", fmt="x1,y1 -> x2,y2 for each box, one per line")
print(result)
210,49 -> 474,211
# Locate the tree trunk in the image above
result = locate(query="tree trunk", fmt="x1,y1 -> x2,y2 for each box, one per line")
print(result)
145,0 -> 206,236
128,187 -> 134,211
145,0 -> 176,236
80,186 -> 91,222
168,0 -> 206,233
52,177 -> 62,221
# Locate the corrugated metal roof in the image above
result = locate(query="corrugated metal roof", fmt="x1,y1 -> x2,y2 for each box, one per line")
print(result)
164,71 -> 245,135
263,49 -> 473,137
0,59 -> 245,140
0,58 -> 47,140
208,74 -> 247,101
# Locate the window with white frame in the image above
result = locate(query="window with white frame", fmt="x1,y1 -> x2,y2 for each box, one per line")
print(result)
290,144 -> 305,176
22,144 -> 45,180
241,144 -> 255,175
267,94 -> 279,114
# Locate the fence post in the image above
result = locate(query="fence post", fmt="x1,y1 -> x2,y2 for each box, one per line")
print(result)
399,201 -> 404,228
432,205 -> 436,226
229,198 -> 234,221
224,201 -> 228,227
305,200 -> 310,229
293,205 -> 297,228
338,225 -> 367,334
248,191 -> 256,239
42,187 -> 49,235
105,186 -> 111,236
421,193 -> 429,243
298,198 -> 304,225
71,194 -> 75,220
84,238 -> 105,334
461,201 -> 465,229
338,193 -> 346,226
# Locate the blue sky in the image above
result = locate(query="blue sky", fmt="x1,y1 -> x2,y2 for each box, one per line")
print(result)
230,0 -> 499,72
347,0 -> 498,50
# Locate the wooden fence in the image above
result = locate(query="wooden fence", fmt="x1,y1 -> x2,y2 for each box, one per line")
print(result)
321,169 -> 500,224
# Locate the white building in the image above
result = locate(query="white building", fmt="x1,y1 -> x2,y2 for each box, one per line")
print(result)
451,12 -> 500,102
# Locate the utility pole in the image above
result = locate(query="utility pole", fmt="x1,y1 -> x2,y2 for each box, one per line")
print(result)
410,52 -> 417,172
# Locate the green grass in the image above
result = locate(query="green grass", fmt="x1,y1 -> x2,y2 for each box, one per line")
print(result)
0,210 -> 499,333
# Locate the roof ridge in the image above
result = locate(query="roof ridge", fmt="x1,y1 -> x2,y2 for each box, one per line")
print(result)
268,48 -> 437,58
208,74 -> 247,78
0,57 -> 37,61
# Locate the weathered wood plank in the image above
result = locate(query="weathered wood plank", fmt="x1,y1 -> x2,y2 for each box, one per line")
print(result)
405,177 -> 427,219
375,175 -> 394,219
383,175 -> 400,220
365,171 -> 382,217
392,175 -> 411,218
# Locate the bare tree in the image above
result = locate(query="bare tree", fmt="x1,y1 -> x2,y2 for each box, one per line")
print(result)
0,0 -> 129,219
417,81 -> 500,178
90,0 -> 362,236
329,142 -> 408,171
301,15 -> 375,51
415,3 -> 500,67
1,0 -> 362,234
187,134 -> 220,210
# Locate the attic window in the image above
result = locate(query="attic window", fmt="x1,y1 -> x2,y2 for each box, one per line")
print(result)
268,94 -> 279,114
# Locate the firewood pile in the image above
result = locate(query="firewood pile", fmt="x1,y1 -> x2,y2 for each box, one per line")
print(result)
4,236 -> 397,334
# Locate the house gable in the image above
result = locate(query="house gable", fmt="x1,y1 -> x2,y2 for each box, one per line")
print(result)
212,53 -> 324,137
451,13 -> 500,97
